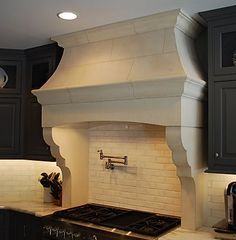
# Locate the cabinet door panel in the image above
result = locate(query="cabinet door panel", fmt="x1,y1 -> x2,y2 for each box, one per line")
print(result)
0,98 -> 21,157
10,211 -> 42,240
24,43 -> 62,161
0,210 -> 9,240
25,96 -> 53,160
0,44 -> 62,160
200,6 -> 236,174
210,81 -> 236,172
30,57 -> 53,90
213,23 -> 236,77
0,60 -> 22,94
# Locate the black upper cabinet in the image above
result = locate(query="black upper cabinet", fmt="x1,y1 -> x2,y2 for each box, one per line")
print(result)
25,44 -> 62,91
0,60 -> 22,94
0,50 -> 24,158
31,58 -> 52,89
201,7 -> 236,81
24,44 -> 63,161
0,50 -> 24,94
209,81 -> 236,173
24,95 -> 52,160
211,21 -> 236,79
0,44 -> 63,160
200,5 -> 236,173
0,98 -> 21,158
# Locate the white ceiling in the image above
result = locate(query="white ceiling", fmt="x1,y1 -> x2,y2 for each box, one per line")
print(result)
1,0 -> 236,49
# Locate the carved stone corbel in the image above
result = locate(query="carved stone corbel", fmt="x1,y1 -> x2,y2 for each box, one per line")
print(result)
166,126 -> 206,230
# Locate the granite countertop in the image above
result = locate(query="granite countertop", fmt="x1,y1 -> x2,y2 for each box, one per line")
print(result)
0,201 -> 63,216
0,201 -> 216,239
159,227 -> 215,240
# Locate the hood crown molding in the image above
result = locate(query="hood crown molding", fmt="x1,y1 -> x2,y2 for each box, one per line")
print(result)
52,9 -> 201,48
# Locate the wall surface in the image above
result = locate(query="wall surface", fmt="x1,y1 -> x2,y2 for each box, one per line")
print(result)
205,173 -> 236,227
0,160 -> 61,202
0,132 -> 233,227
88,123 -> 181,216
88,122 -> 234,226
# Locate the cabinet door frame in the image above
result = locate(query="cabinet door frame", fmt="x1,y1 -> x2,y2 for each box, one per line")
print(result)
0,43 -> 62,160
0,98 -> 22,158
210,18 -> 236,77
0,60 -> 23,94
24,95 -> 54,161
9,210 -> 42,240
27,56 -> 54,92
23,43 -> 62,161
0,209 -> 10,240
208,81 -> 236,173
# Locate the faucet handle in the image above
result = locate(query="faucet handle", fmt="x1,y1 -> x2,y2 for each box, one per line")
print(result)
97,149 -> 104,160
105,159 -> 114,170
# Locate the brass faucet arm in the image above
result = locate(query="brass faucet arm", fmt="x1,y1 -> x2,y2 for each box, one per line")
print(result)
97,150 -> 128,170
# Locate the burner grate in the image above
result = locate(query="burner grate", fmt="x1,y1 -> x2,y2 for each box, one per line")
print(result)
53,204 -> 129,223
101,211 -> 154,229
127,215 -> 181,236
53,204 -> 102,219
53,204 -> 181,237
79,208 -> 129,223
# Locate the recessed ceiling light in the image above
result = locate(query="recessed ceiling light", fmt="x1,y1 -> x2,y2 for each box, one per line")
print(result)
57,11 -> 78,20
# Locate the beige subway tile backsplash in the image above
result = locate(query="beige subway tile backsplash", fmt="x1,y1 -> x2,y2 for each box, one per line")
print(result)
205,173 -> 236,226
0,160 -> 61,202
0,123 -> 233,228
89,122 -> 235,227
88,123 -> 181,216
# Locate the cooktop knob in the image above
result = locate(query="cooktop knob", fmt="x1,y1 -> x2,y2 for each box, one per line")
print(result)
72,232 -> 81,240
58,229 -> 66,239
43,225 -> 52,236
51,227 -> 59,237
65,231 -> 73,240
88,234 -> 98,240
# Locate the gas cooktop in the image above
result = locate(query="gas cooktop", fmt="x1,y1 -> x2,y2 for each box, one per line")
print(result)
51,203 -> 181,238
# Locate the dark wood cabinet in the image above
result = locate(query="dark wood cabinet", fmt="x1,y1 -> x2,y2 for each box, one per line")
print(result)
0,44 -> 63,160
0,209 -> 42,240
0,210 -> 10,240
9,211 -> 42,240
28,56 -> 54,90
0,50 -> 24,158
25,96 -> 52,160
0,98 -> 22,158
208,81 -> 236,173
24,44 -> 63,161
209,19 -> 236,80
0,59 -> 23,94
200,6 -> 236,173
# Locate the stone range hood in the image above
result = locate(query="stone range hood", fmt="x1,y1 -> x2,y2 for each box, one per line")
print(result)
33,9 -> 206,230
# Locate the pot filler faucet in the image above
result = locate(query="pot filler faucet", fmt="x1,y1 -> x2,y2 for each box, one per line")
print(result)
97,150 -> 128,170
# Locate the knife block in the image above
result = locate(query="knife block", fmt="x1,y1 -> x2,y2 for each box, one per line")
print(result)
43,187 -> 53,203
